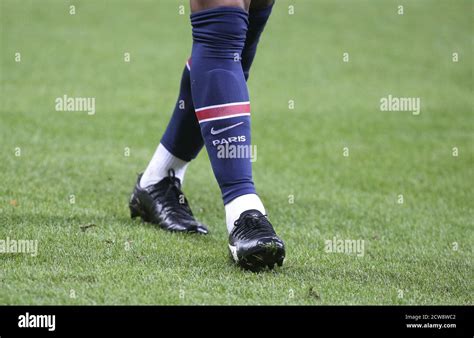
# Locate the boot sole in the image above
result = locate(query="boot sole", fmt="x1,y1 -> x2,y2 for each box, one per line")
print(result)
229,242 -> 285,272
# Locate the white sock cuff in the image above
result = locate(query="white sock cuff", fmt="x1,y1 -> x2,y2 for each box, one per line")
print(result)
225,193 -> 266,234
140,143 -> 189,188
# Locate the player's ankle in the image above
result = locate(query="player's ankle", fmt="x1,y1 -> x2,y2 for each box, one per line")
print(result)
225,193 -> 266,233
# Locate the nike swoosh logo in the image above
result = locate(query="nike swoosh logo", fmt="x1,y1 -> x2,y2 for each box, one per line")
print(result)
210,122 -> 244,135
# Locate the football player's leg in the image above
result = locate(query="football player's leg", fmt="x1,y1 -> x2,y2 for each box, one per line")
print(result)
190,0 -> 256,218
141,0 -> 273,189
140,63 -> 203,188
189,0 -> 284,270
129,62 -> 208,234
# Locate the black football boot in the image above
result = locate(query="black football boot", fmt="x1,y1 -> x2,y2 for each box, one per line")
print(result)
228,209 -> 285,271
129,169 -> 208,234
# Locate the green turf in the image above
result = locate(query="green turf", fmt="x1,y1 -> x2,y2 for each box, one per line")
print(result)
0,0 -> 472,305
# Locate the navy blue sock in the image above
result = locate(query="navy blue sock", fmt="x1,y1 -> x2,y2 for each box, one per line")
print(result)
160,4 -> 272,163
242,2 -> 274,80
160,61 -> 204,162
190,6 -> 255,204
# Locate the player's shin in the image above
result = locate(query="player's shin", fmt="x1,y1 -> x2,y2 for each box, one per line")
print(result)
190,6 -> 265,230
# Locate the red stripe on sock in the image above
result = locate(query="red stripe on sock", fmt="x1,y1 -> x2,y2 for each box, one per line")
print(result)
196,103 -> 250,122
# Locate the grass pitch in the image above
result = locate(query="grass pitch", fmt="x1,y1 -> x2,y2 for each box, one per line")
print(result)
0,0 -> 472,304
